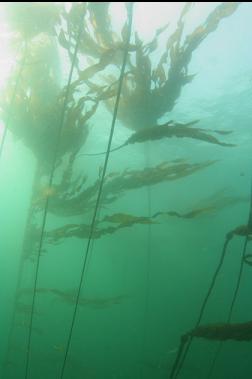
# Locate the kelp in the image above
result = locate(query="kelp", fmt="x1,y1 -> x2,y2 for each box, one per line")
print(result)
227,224 -> 252,240
44,211 -> 157,245
46,175 -> 241,242
153,189 -> 249,220
44,186 -> 245,244
1,4 -> 244,372
45,223 -> 118,243
102,160 -> 217,198
244,254 -> 252,267
100,3 -> 242,130
50,288 -> 128,309
2,2 -> 240,158
58,2 -> 137,90
59,3 -> 124,60
1,81 -> 96,171
184,320 -> 252,342
44,160 -> 217,217
40,185 -> 244,241
56,3 -> 241,131
0,25 -> 97,172
101,213 -> 157,226
191,188 -> 249,213
15,285 -> 129,310
122,120 -> 234,147
68,45 -> 138,94
153,207 -> 215,220
16,287 -> 129,310
1,2 -> 237,172
81,120 -> 235,156
45,217 -> 156,245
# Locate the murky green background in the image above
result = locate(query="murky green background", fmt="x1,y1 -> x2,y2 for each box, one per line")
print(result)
1,3 -> 252,379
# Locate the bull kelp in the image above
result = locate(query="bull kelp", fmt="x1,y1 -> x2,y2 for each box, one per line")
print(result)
1,3 -> 252,379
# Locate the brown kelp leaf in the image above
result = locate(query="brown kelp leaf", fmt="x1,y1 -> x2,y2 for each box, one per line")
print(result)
180,2 -> 194,20
143,22 -> 170,54
81,120 -> 235,156
45,216 -> 155,243
58,29 -> 70,50
152,64 -> 167,85
69,49 -> 116,90
47,160 -> 217,218
244,254 -> 252,267
88,2 -> 113,48
101,213 -> 157,225
187,320 -> 252,342
153,206 -> 216,220
199,129 -> 233,135
227,225 -> 252,239
121,21 -> 128,42
153,190 -> 248,221
102,160 -> 217,196
125,121 -> 236,147
70,44 -> 136,91
185,2 -> 242,50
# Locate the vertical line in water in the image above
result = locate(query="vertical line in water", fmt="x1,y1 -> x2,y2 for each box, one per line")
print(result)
3,165 -> 40,375
207,177 -> 252,378
23,6 -> 86,378
170,236 -> 231,379
58,4 -> 134,379
140,142 -> 152,379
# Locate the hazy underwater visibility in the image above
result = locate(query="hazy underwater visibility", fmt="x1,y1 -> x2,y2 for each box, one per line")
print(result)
1,2 -> 252,379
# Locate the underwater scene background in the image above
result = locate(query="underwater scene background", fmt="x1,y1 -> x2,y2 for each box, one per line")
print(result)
0,2 -> 252,379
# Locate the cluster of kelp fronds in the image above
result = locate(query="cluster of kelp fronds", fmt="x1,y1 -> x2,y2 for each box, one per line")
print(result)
0,2 -> 242,265
58,3 -> 241,130
81,120 -> 235,156
0,38 -> 97,172
33,159 -> 217,217
1,2 -> 239,168
60,2 -> 241,130
154,188 -> 249,220
45,216 -> 157,245
44,188 -> 248,246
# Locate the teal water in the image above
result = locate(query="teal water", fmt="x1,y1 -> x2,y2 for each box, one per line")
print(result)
0,3 -> 252,379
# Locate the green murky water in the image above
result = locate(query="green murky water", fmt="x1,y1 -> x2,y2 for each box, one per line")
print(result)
0,3 -> 252,379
